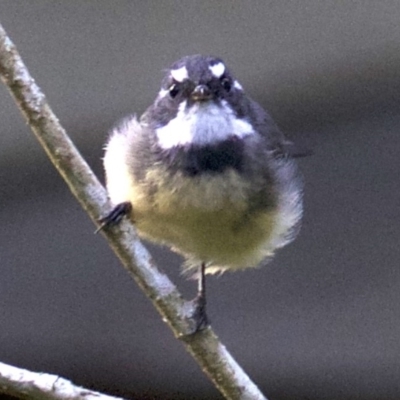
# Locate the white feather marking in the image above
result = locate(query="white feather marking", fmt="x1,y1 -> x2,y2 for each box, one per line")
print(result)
103,118 -> 139,205
209,62 -> 225,78
268,160 -> 303,251
158,88 -> 169,98
155,100 -> 254,149
233,80 -> 243,90
170,66 -> 189,82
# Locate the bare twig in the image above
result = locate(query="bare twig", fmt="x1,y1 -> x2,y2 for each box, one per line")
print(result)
0,22 -> 267,400
0,361 -> 125,400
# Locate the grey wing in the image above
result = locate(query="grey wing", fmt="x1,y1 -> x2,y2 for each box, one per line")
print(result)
246,98 -> 288,156
247,98 -> 311,159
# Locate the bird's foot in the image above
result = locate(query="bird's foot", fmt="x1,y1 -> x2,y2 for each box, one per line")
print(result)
96,202 -> 132,233
189,292 -> 209,333
183,262 -> 209,335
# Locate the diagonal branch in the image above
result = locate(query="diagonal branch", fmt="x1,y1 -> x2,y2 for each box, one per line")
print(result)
0,361 -> 125,400
0,22 -> 267,400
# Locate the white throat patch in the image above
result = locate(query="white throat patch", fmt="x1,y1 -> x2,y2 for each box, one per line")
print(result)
155,100 -> 254,149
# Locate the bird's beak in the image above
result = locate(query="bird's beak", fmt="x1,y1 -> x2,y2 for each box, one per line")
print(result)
191,84 -> 212,102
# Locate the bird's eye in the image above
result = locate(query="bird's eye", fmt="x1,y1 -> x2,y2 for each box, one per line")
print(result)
220,77 -> 232,92
168,83 -> 180,98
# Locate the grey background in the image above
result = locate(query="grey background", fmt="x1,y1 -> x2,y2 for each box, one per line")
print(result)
1,1 -> 400,399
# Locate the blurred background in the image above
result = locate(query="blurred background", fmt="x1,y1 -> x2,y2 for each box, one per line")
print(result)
1,2 -> 400,399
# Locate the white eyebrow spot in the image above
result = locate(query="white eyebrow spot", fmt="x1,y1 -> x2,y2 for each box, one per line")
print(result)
209,62 -> 225,78
233,80 -> 243,90
170,66 -> 188,82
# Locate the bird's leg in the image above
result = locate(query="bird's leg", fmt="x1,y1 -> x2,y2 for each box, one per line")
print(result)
190,262 -> 209,332
96,201 -> 132,233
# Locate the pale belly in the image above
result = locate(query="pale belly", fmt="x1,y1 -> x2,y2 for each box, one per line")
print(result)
128,167 -> 279,272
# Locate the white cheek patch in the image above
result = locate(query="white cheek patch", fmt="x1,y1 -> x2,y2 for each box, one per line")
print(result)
155,100 -> 254,149
158,88 -> 169,98
170,66 -> 189,82
209,62 -> 225,78
233,80 -> 243,90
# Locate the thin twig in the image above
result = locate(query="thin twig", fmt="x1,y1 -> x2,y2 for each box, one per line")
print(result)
0,361 -> 125,400
0,22 -> 267,400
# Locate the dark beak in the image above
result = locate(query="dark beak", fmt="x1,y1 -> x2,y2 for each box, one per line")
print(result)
191,84 -> 212,102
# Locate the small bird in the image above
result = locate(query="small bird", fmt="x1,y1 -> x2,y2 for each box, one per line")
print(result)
101,55 -> 303,331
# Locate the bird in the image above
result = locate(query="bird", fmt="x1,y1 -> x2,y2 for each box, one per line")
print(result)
100,55 -> 303,331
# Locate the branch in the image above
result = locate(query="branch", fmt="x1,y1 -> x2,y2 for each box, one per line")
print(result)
0,361 -> 125,400
0,22 -> 267,400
